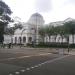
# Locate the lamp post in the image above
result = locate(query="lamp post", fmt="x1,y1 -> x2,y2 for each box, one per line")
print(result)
35,14 -> 39,45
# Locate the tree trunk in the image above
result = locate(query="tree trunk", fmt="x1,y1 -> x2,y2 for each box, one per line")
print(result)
54,35 -> 57,43
67,36 -> 70,54
72,34 -> 74,44
61,35 -> 63,43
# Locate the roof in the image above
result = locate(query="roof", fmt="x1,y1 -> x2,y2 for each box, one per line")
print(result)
31,13 -> 43,18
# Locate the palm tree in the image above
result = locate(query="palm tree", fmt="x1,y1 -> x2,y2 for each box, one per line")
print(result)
63,22 -> 73,53
46,25 -> 54,42
57,25 -> 65,43
64,21 -> 75,44
52,26 -> 59,43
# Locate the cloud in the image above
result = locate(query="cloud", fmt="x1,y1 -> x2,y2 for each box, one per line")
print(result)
68,0 -> 75,3
35,0 -> 52,12
64,0 -> 75,5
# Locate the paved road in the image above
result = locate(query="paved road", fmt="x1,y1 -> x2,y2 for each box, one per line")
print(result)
7,55 -> 75,75
0,53 -> 60,75
22,55 -> 75,75
0,48 -> 75,75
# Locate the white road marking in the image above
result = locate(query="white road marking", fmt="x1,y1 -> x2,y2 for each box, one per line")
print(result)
39,53 -> 51,56
26,68 -> 30,70
0,53 -> 51,61
15,72 -> 20,74
38,64 -> 42,66
20,69 -> 26,72
9,74 -> 13,75
46,55 -> 70,64
34,65 -> 39,68
30,66 -> 35,69
17,56 -> 30,59
9,55 -> 70,75
41,63 -> 45,65
7,58 -> 15,60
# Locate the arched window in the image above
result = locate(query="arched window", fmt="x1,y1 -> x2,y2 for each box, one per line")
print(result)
19,37 -> 21,44
15,37 -> 17,44
23,37 -> 26,43
28,37 -> 32,43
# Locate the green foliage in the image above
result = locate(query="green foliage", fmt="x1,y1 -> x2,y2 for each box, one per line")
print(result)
14,22 -> 23,30
5,27 -> 14,35
39,27 -> 45,36
46,25 -> 54,36
0,0 -> 12,43
0,1 -> 12,15
39,27 -> 46,42
5,22 -> 23,35
64,21 -> 75,35
63,21 -> 75,44
0,1 -> 12,22
36,42 -> 68,48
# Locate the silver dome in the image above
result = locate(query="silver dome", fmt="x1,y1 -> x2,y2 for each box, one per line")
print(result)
28,13 -> 44,26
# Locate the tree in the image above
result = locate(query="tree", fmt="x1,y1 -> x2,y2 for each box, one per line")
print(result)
39,25 -> 55,43
51,26 -> 59,42
14,22 -> 23,30
39,27 -> 46,42
0,0 -> 12,43
45,25 -> 54,42
56,25 -> 65,43
64,21 -> 75,44
5,21 -> 23,44
63,21 -> 75,52
5,27 -> 14,43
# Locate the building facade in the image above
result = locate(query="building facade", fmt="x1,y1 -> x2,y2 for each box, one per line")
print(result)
5,13 -> 44,45
4,14 -> 75,45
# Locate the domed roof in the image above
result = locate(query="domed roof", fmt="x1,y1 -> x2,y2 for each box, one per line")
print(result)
28,13 -> 44,26
31,13 -> 43,18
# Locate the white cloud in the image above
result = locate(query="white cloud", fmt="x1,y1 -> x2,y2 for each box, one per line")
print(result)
35,0 -> 52,12
3,0 -> 75,24
3,0 -> 36,22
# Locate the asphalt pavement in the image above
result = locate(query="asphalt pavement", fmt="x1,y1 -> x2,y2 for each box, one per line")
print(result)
0,47 -> 75,75
0,53 -> 60,75
22,55 -> 75,75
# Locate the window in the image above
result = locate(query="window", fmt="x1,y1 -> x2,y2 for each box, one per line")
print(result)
19,37 -> 21,44
23,37 -> 26,43
28,37 -> 32,43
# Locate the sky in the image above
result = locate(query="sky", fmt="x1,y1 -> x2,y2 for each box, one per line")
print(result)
3,0 -> 75,24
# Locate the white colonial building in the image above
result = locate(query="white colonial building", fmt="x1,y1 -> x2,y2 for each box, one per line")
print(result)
6,13 -> 44,45
4,13 -> 75,45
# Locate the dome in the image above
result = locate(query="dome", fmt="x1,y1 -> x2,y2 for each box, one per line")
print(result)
31,13 -> 43,19
28,13 -> 44,26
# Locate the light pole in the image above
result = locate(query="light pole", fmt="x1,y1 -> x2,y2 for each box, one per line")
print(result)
35,14 -> 39,45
